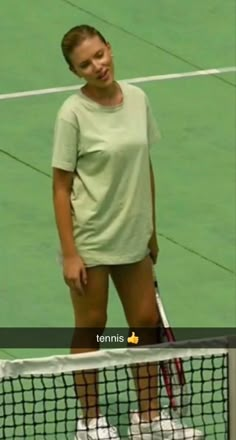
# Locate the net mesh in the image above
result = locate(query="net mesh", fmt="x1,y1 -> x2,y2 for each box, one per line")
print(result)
0,346 -> 230,439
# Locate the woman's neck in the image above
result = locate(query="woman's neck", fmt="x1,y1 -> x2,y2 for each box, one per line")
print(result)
82,81 -> 123,105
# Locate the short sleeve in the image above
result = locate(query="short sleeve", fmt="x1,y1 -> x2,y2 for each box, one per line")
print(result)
51,113 -> 79,172
145,95 -> 161,147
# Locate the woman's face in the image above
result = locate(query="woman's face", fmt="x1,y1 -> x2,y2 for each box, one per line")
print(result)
70,36 -> 114,87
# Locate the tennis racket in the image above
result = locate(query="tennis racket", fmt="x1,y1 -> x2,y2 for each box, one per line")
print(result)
153,271 -> 190,417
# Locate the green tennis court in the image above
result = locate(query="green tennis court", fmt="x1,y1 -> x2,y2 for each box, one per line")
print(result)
0,1 -> 235,438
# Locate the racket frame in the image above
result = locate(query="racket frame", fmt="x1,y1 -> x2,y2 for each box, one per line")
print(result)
153,275 -> 189,415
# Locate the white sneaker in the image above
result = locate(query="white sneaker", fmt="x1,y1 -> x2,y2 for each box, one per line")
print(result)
128,410 -> 204,439
75,415 -> 121,440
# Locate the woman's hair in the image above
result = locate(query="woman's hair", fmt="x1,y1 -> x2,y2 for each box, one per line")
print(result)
61,25 -> 107,67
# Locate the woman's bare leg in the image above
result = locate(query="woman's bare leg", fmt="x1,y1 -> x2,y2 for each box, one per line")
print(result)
70,265 -> 109,421
110,256 -> 160,422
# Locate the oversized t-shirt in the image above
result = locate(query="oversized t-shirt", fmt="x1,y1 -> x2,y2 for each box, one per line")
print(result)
52,81 -> 160,267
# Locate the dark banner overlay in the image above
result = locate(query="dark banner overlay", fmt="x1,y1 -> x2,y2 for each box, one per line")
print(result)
0,328 -> 235,349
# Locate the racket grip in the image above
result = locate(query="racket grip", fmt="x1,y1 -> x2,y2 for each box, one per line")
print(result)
152,267 -> 159,289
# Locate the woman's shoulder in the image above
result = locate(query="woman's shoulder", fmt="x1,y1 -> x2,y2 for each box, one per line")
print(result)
57,93 -> 80,114
55,93 -> 82,126
121,81 -> 149,108
121,81 -> 147,99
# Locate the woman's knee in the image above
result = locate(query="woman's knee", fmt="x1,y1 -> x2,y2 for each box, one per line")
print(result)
75,309 -> 107,329
128,306 -> 160,328
128,308 -> 162,345
72,310 -> 107,350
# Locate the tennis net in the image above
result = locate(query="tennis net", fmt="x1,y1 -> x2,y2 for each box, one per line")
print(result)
0,337 -> 235,439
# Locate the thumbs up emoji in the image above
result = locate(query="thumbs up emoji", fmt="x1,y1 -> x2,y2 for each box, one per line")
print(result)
127,332 -> 139,345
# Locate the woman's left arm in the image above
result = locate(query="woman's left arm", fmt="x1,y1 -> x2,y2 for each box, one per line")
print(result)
149,158 -> 159,264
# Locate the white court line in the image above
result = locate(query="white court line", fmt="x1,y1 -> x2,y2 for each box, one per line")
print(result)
0,66 -> 235,101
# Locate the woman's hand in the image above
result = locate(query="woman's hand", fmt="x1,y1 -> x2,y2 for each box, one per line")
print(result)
63,254 -> 87,295
148,231 -> 159,265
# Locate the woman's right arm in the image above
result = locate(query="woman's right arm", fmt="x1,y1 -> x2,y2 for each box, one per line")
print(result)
53,168 -> 77,257
52,168 -> 87,293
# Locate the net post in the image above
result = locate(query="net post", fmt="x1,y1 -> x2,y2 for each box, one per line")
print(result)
228,338 -> 236,440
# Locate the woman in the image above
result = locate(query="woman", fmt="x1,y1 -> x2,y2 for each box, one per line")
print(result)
52,25 -> 203,440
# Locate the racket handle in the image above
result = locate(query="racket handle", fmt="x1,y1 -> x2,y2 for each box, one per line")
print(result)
152,267 -> 159,290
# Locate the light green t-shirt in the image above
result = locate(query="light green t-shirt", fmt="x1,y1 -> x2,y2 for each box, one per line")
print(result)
52,81 -> 160,267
